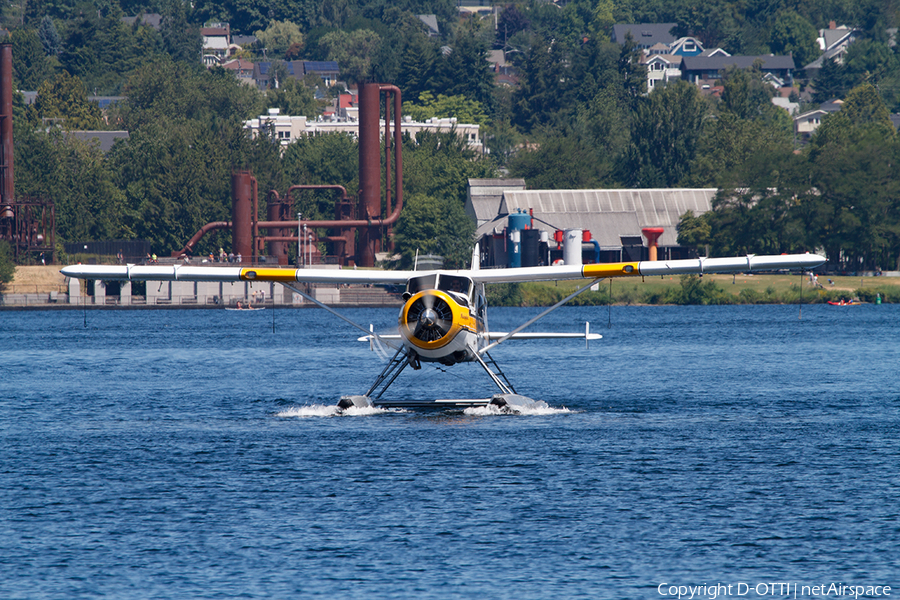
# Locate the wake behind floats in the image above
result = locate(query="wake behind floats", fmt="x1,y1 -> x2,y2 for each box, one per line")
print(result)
60,82 -> 827,410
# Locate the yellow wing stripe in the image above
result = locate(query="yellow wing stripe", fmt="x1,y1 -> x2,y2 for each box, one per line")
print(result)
582,262 -> 640,278
240,268 -> 298,282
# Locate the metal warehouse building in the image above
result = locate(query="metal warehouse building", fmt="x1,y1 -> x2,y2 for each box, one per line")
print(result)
466,180 -> 716,267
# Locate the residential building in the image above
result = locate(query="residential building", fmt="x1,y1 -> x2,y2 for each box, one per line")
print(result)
200,22 -> 255,67
616,26 -> 704,92
794,99 -> 843,139
201,23 -> 230,63
417,15 -> 439,37
681,54 -> 795,86
243,109 -> 482,151
804,23 -> 860,79
251,61 -> 340,90
220,59 -> 255,86
612,23 -> 677,49
122,13 -> 162,30
642,53 -> 682,92
487,50 -> 519,87
301,61 -> 340,87
668,37 -> 704,56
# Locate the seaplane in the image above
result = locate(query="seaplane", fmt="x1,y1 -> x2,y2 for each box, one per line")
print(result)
62,250 -> 826,411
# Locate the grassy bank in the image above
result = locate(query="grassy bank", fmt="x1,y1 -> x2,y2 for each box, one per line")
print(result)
488,273 -> 900,306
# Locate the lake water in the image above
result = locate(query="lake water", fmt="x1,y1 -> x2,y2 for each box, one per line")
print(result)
1,304 -> 898,599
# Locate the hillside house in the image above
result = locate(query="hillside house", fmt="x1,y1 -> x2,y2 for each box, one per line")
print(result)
681,54 -> 795,86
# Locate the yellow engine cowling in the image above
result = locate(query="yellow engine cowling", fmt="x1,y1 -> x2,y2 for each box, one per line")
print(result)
398,290 -> 478,362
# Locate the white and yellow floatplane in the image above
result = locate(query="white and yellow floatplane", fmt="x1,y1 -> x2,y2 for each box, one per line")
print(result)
62,251 -> 826,410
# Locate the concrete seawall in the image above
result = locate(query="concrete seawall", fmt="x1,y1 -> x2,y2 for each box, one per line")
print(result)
1,265 -> 403,309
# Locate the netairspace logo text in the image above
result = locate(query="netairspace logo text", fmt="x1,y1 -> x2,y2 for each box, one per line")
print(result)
657,582 -> 892,600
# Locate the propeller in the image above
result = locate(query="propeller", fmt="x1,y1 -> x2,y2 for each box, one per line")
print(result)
405,292 -> 453,343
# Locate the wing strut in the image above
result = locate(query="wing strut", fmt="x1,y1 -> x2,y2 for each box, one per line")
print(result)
480,278 -> 603,355
365,346 -> 411,400
472,350 -> 515,395
279,282 -> 401,351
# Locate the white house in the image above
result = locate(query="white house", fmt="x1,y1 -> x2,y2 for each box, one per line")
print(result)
244,109 -> 482,151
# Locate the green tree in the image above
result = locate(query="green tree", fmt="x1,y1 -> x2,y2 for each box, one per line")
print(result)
402,129 -> 495,206
108,120 -> 232,254
392,193 -> 476,270
192,0 -> 270,34
511,33 -> 577,132
807,85 -> 899,270
676,210 -> 711,253
719,67 -> 776,121
39,15 -> 61,55
402,92 -> 489,126
265,77 -> 320,116
770,11 -> 819,68
54,135 -> 130,242
432,20 -> 495,109
394,30 -> 438,102
622,80 -> 709,187
811,82 -> 894,148
615,33 -> 647,106
254,19 -> 304,59
319,29 -> 381,84
842,39 -> 898,89
508,133 -> 612,189
161,0 -> 202,64
9,28 -> 51,90
482,118 -> 521,168
32,71 -> 103,129
812,56 -> 848,103
282,132 -> 360,221
119,58 -> 263,131
690,68 -> 793,187
14,127 -> 127,243
0,240 -> 14,284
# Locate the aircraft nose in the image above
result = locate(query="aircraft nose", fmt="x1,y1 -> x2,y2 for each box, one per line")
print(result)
419,307 -> 438,327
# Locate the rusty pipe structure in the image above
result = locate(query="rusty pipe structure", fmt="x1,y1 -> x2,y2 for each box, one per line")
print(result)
174,221 -> 232,257
173,84 -> 403,266
1,43 -> 14,212
382,84 -> 401,251
355,83 -> 403,266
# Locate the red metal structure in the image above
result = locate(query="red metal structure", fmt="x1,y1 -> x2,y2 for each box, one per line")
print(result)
0,43 -> 12,212
642,227 -> 665,262
0,42 -> 56,263
176,83 -> 404,267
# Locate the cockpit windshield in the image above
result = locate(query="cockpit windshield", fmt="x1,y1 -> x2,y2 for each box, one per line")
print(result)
406,274 -> 438,295
437,275 -> 472,297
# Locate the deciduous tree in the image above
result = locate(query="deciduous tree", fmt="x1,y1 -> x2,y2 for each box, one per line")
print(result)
32,71 -> 103,129
769,11 -> 819,68
254,19 -> 304,59
622,80 -> 708,187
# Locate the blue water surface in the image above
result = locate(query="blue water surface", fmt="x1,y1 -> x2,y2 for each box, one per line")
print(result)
1,304 -> 898,599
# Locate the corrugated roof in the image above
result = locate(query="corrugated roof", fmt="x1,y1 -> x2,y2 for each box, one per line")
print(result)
466,179 -> 526,225
492,189 -> 716,247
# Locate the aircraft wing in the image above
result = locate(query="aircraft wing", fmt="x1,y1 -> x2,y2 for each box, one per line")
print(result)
357,332 -> 602,341
61,253 -> 825,284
